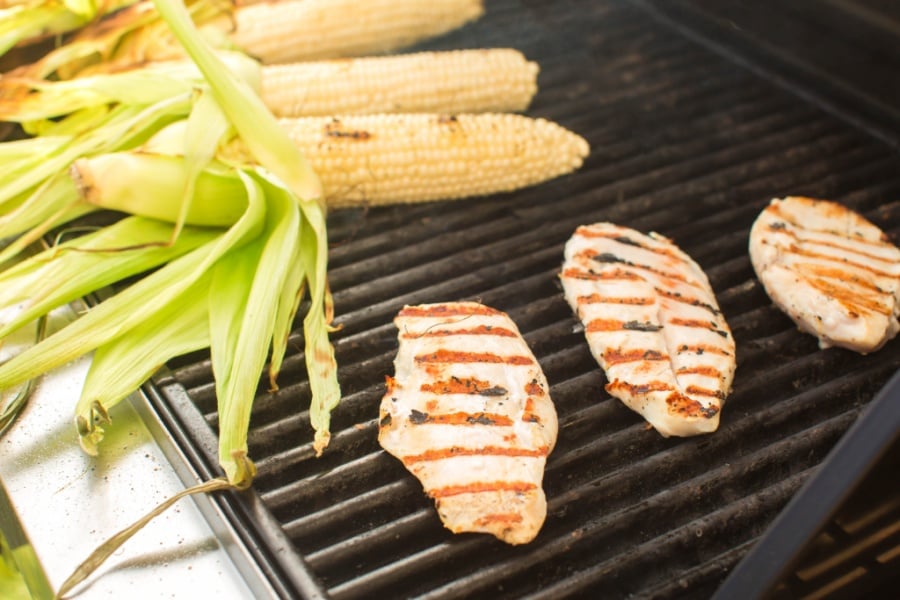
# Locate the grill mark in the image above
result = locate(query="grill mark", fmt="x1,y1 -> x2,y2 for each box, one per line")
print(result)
399,304 -> 502,318
666,391 -> 720,418
401,445 -> 550,465
408,410 -> 514,426
429,481 -> 538,499
522,397 -> 541,424
655,287 -> 722,316
323,119 -> 372,140
524,379 -> 544,396
586,318 -> 663,332
420,377 -> 508,396
611,235 -> 644,248
677,343 -> 733,357
602,348 -> 668,365
415,349 -> 534,365
796,263 -> 887,294
767,223 -> 897,264
560,267 -> 644,282
803,276 -> 890,316
668,317 -> 729,338
575,227 -> 682,260
606,381 -> 726,403
684,385 -> 726,400
576,293 -> 655,306
606,379 -> 676,395
587,251 -> 702,290
624,320 -> 664,332
473,513 -> 525,526
676,365 -> 723,378
784,244 -> 897,279
402,324 -> 518,339
766,202 -> 894,249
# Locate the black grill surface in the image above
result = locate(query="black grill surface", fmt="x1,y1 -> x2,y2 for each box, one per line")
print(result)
149,1 -> 900,597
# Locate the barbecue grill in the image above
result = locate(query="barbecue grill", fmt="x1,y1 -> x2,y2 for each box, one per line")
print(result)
2,0 -> 899,598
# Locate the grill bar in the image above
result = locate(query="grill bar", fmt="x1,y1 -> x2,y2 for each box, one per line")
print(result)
151,0 -> 900,597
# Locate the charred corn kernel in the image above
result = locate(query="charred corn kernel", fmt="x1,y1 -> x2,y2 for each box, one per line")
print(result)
273,113 -> 590,208
260,49 -> 539,117
222,0 -> 484,64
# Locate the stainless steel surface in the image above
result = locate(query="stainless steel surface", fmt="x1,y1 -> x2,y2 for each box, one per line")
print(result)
0,302 -> 272,599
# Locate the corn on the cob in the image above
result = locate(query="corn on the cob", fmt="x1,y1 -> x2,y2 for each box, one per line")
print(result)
220,0 -> 485,64
269,113 -> 589,208
260,49 -> 538,117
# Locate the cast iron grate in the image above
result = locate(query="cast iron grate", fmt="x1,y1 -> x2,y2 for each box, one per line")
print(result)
150,1 -> 900,597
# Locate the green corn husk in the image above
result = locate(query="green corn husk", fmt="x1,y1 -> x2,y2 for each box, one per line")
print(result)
153,0 -> 339,461
4,0 -> 343,591
0,246 -> 214,390
10,0 -> 156,78
0,52 -> 261,267
209,170 -> 309,484
298,214 -> 339,453
0,96 -> 191,259
169,84 -> 233,240
0,134 -> 68,160
0,46 -> 260,124
76,270 -> 212,455
72,152 -> 248,227
0,0 -> 136,57
0,173 -> 93,266
0,314 -> 45,438
0,216 -> 219,339
0,177 -> 264,394
5,0 -> 231,81
0,0 -> 339,467
268,221 -> 306,390
0,62 -> 197,123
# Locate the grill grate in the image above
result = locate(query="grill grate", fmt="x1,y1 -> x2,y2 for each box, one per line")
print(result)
152,0 -> 900,597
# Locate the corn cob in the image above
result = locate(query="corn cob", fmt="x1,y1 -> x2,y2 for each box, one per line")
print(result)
268,113 -> 590,208
220,0 -> 485,64
17,47 -> 538,119
260,49 -> 539,117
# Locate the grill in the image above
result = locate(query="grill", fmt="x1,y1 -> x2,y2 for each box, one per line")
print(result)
137,0 -> 900,598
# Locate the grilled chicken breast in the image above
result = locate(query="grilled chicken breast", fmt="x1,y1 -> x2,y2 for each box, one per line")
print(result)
378,302 -> 558,545
749,196 -> 900,353
560,223 -> 735,437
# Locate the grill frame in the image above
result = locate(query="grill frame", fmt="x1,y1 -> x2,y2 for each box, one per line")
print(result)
144,1 -> 900,597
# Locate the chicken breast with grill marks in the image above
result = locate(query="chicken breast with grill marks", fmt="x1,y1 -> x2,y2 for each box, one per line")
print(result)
749,196 -> 900,353
559,223 -> 735,437
378,302 -> 558,545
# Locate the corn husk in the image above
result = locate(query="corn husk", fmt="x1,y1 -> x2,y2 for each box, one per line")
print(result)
0,216 -> 218,339
76,270 -> 212,455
